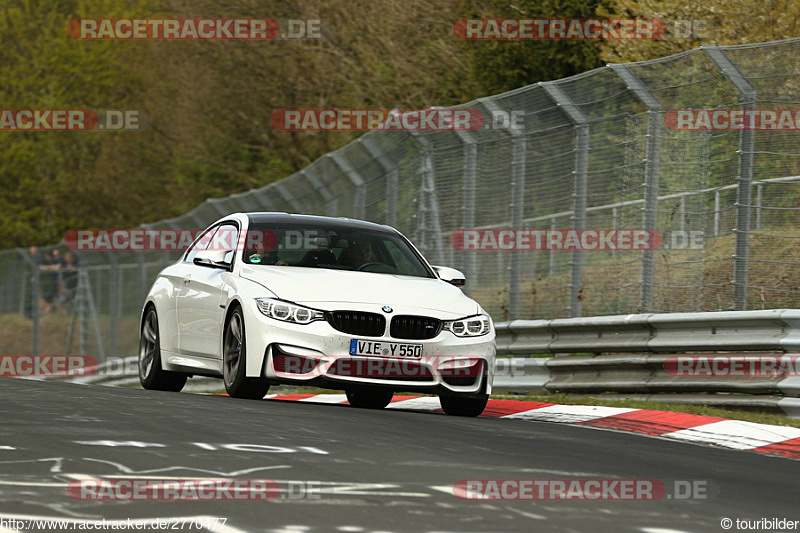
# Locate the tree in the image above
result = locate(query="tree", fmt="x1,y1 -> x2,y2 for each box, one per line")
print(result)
458,0 -> 612,95
600,0 -> 800,62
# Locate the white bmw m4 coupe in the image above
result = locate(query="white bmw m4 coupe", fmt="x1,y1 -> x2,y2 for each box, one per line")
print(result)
138,212 -> 496,416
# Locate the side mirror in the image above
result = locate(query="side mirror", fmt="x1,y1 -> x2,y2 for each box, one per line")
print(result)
193,249 -> 231,269
432,265 -> 466,287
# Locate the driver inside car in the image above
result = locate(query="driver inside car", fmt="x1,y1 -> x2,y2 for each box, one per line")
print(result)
247,249 -> 287,265
338,237 -> 373,269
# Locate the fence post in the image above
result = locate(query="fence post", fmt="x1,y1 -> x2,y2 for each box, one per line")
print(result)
453,128 -> 478,296
609,64 -> 663,313
17,249 -> 39,355
705,46 -> 756,311
611,207 -> 618,259
330,153 -> 366,220
358,136 -> 399,227
541,83 -> 588,317
229,190 -> 261,213
70,267 -> 106,362
300,169 -> 338,217
407,131 -> 446,265
274,181 -> 306,214
80,269 -> 89,356
253,184 -> 281,212
479,98 -> 526,319
549,216 -> 557,277
680,195 -> 687,235
205,198 -> 230,218
18,265 -> 26,315
755,182 -> 763,229
107,253 -> 119,359
31,267 -> 40,355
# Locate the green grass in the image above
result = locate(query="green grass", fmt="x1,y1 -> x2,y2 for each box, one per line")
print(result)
472,227 -> 800,320
0,312 -> 139,357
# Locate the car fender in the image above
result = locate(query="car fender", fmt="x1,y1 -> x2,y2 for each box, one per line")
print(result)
143,273 -> 180,353
221,276 -> 277,378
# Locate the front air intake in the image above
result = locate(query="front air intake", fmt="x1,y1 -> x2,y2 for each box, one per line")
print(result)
326,311 -> 386,337
390,315 -> 442,340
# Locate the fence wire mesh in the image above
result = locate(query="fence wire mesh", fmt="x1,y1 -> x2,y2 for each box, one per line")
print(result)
2,39 -> 800,360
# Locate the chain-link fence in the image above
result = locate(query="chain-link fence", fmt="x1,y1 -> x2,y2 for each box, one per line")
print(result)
2,38 -> 800,360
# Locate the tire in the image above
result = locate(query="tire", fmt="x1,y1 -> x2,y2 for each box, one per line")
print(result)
439,394 -> 488,417
346,387 -> 393,409
223,306 -> 270,400
139,306 -> 187,392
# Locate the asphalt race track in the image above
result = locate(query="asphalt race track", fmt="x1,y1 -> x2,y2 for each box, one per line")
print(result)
0,379 -> 798,532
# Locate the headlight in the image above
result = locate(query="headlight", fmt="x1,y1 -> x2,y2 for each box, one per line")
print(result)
256,298 -> 325,325
443,314 -> 492,337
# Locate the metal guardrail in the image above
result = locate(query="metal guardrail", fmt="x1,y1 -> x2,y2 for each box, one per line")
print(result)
495,309 -> 800,354
493,310 -> 800,418
53,310 -> 800,418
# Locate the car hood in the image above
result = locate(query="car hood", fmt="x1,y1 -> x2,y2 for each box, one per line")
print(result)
239,265 -> 480,317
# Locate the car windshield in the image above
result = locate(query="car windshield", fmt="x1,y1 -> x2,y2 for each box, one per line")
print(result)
242,222 -> 434,278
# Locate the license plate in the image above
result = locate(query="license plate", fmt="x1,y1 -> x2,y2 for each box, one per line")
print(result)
349,339 -> 422,358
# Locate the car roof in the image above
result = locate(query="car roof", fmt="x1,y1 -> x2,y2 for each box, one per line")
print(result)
244,212 -> 396,233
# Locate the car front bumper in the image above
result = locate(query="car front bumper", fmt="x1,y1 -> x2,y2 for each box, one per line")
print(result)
243,300 -> 496,395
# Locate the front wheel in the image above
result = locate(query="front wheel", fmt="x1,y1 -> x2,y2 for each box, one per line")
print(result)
346,387 -> 393,409
439,394 -> 488,417
223,306 -> 270,400
139,306 -> 186,392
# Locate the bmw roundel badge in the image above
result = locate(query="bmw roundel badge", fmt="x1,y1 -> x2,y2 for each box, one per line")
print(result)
382,306 -> 393,313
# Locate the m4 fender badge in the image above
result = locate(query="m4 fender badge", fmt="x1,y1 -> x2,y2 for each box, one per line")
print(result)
382,306 -> 393,313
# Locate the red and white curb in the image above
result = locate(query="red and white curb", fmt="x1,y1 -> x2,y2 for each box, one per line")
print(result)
264,393 -> 800,460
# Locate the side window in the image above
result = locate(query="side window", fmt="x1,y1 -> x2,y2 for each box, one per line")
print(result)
184,226 -> 217,263
184,223 -> 239,264
214,224 -> 239,264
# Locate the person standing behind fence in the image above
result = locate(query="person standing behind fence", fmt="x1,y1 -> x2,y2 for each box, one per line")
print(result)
54,252 -> 79,313
39,249 -> 65,314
